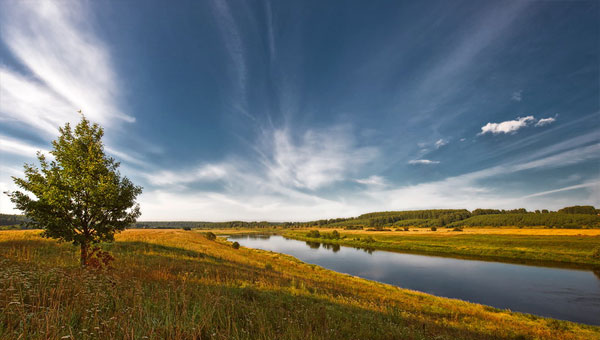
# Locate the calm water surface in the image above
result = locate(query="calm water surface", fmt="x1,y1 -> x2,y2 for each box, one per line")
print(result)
228,235 -> 600,325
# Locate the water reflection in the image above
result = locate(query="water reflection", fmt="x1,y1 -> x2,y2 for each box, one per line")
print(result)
322,243 -> 340,252
306,241 -> 321,249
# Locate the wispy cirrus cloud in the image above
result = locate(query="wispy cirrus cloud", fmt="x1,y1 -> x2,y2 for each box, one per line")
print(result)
143,163 -> 230,187
261,126 -> 378,190
354,175 -> 386,187
522,181 -> 600,199
511,90 -> 523,102
0,134 -> 50,157
209,0 -> 251,119
434,139 -> 448,149
0,0 -> 146,170
0,1 -> 133,133
409,159 -> 440,165
133,130 -> 599,221
139,125 -> 379,191
535,116 -> 556,127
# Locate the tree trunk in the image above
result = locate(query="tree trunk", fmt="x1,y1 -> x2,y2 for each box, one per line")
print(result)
80,242 -> 88,267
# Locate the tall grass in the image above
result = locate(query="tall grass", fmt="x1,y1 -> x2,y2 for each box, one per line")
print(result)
1,230 -> 598,339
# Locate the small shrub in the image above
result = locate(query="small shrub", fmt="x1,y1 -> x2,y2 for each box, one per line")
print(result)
86,247 -> 114,270
331,230 -> 340,239
363,236 -> 376,243
183,227 -> 192,231
403,227 -> 409,231
306,230 -> 321,238
205,232 -> 216,240
592,247 -> 600,259
232,241 -> 240,249
265,263 -> 273,270
430,227 -> 437,231
452,227 -> 463,232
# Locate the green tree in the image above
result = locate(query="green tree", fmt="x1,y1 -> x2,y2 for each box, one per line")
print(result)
6,116 -> 142,266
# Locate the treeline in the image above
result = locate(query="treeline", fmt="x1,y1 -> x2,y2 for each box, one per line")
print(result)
134,221 -> 277,229
297,206 -> 600,229
447,213 -> 600,229
2,206 -> 598,230
0,214 -> 31,229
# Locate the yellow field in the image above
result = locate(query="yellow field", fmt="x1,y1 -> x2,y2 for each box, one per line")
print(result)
309,227 -> 600,236
1,229 -> 599,339
284,227 -> 600,267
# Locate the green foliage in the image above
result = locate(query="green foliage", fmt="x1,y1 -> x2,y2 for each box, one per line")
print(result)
306,230 -> 341,240
363,236 -> 376,243
558,206 -> 599,215
135,220 -> 278,229
306,230 -> 321,238
232,241 -> 240,249
592,247 -> 600,260
5,116 -> 142,266
183,227 -> 192,231
430,227 -> 437,231
448,213 -> 600,228
0,214 -> 29,227
205,232 -> 217,240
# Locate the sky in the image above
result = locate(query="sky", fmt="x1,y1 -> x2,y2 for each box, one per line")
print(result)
0,0 -> 599,221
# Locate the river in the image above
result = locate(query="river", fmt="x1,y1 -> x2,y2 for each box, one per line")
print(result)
228,234 -> 600,325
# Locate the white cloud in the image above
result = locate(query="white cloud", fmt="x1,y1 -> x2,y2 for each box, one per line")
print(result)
535,117 -> 556,127
522,181 -> 600,199
104,146 -> 150,168
0,1 -> 147,173
460,138 -> 466,142
132,138 -> 600,221
0,1 -> 133,134
209,0 -> 250,118
142,163 -> 230,187
263,127 -> 378,190
354,175 -> 386,187
408,159 -> 440,165
0,134 -> 50,157
511,90 -> 522,102
137,123 -> 379,187
434,139 -> 448,149
479,116 -> 534,135
512,143 -> 600,172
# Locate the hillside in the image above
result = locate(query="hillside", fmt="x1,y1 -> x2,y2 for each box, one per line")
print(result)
1,229 -> 598,339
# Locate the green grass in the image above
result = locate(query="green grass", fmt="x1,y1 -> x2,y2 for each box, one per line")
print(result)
284,229 -> 600,268
1,230 -> 599,340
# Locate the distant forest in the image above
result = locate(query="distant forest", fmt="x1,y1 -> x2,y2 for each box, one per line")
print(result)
1,205 -> 599,229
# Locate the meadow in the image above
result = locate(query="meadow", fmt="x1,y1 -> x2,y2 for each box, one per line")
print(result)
284,228 -> 600,268
1,229 -> 599,340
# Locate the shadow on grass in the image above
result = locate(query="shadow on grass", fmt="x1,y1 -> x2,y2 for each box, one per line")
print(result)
104,241 -> 212,260
1,238 -> 594,339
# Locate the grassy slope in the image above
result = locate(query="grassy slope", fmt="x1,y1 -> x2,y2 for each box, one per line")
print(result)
0,230 -> 598,340
284,228 -> 600,268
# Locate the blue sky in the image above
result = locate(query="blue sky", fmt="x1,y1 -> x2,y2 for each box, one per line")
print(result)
0,0 -> 598,221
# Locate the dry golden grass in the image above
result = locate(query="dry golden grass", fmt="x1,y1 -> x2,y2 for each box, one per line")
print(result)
1,229 -> 598,340
315,227 -> 600,236
285,227 -> 600,267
